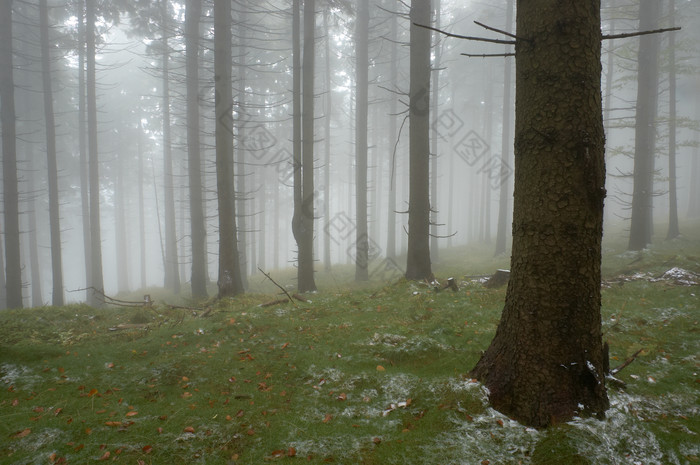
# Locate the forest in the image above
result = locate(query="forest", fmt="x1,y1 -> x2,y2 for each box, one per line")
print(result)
1,0 -> 699,462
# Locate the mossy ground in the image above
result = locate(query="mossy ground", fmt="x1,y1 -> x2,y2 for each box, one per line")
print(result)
1,223 -> 698,464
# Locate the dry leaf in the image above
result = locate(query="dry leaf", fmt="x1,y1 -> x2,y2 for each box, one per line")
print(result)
11,428 -> 31,439
323,413 -> 333,423
183,426 -> 195,433
376,365 -> 385,372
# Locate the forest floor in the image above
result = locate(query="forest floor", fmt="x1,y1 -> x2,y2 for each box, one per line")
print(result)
1,225 -> 699,464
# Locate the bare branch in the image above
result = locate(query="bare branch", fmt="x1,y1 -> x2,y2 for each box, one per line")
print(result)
473,21 -> 522,40
603,26 -> 680,40
413,23 -> 516,45
258,267 -> 296,305
461,53 -> 515,58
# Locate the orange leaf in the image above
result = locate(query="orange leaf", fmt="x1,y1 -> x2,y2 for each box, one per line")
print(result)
142,445 -> 153,454
323,413 -> 333,423
87,388 -> 99,397
126,411 -> 138,417
246,429 -> 256,436
11,428 -> 31,439
98,451 -> 110,461
104,421 -> 123,427
376,365 -> 385,372
183,426 -> 195,433
337,393 -> 347,401
288,447 -> 297,457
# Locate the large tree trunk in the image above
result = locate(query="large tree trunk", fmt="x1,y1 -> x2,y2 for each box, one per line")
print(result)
322,8 -> 332,271
386,11 -> 399,260
26,153 -> 43,307
405,0 -> 432,281
354,0 -> 369,282
86,0 -> 105,307
214,0 -> 244,298
185,0 -> 208,298
39,0 -> 64,306
430,0 -> 441,262
115,151 -> 129,293
1,0 -> 23,309
235,5 -> 249,290
471,0 -> 609,428
162,0 -> 181,294
137,120 -> 147,289
628,1 -> 661,251
494,0 -> 514,257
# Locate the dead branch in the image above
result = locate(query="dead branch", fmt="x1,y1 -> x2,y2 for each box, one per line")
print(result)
603,26 -> 680,41
413,23 -> 515,45
473,21 -> 522,40
71,287 -> 152,308
258,267 -> 296,305
611,348 -> 644,375
461,53 -> 515,58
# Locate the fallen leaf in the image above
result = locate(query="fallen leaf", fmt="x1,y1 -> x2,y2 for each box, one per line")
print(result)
87,388 -> 99,397
337,393 -> 347,401
104,421 -> 123,427
372,437 -> 381,445
183,426 -> 195,433
323,413 -> 333,423
126,411 -> 138,417
11,428 -> 31,439
142,445 -> 153,454
98,451 -> 110,461
376,365 -> 385,372
288,447 -> 296,457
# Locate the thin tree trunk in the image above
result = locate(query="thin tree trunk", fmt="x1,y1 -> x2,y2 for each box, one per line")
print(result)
186,0 -> 207,298
405,0 -> 432,281
162,0 -> 180,294
86,0 -> 105,306
323,8 -> 332,271
430,0 -> 441,262
386,11 -> 398,260
628,1 -> 661,251
115,152 -> 129,293
77,0 -> 91,302
494,0 -> 514,256
138,120 -> 147,289
215,0 -> 244,298
236,6 -> 249,290
39,0 -> 64,305
666,0 -> 679,240
355,0 -> 369,281
27,153 -> 43,307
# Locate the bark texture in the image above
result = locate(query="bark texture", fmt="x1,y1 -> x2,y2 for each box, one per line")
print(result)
405,0 -> 432,281
471,0 -> 609,428
355,0 -> 369,282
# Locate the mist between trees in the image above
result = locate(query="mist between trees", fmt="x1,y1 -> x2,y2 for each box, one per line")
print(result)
0,0 -> 698,308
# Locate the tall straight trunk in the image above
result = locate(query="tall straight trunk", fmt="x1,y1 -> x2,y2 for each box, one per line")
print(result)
138,120 -> 147,289
471,0 -> 609,428
689,111 -> 700,218
186,0 -> 207,298
39,0 -> 64,305
405,0 -> 432,281
323,8 -> 332,271
291,0 -> 303,276
27,153 -> 42,307
77,0 -> 91,302
162,0 -> 180,293
0,220 -> 6,309
294,0 -> 317,292
494,0 -> 514,256
1,0 -> 23,309
386,12 -> 398,260
480,63 -> 494,243
115,152 -> 129,293
215,0 -> 244,298
355,0 -> 369,282
430,0 -> 441,262
628,1 -> 661,251
666,0 -> 679,240
236,6 -> 249,289
86,0 -> 105,306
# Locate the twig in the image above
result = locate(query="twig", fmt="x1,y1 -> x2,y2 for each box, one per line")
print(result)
610,348 -> 643,375
461,53 -> 515,58
258,267 -> 296,305
70,287 -> 151,308
603,26 -> 680,41
413,23 -> 515,45
473,21 -> 522,40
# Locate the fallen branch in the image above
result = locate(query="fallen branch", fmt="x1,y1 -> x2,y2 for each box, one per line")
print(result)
70,287 -> 152,308
611,348 -> 644,375
258,267 -> 296,306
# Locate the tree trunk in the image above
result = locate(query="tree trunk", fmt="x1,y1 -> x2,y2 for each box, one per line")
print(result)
323,8 -> 332,272
26,152 -> 43,307
494,0 -> 514,257
77,0 -> 91,302
115,151 -> 129,293
628,1 -> 661,251
162,0 -> 180,294
405,0 -> 432,281
39,0 -> 64,306
186,0 -> 208,298
355,0 -> 369,282
295,0 -> 317,292
137,120 -> 147,289
386,11 -> 399,260
430,0 -> 441,262
666,0 -> 679,240
236,6 -> 249,290
471,0 -> 609,428
215,0 -> 244,298
86,0 -> 105,307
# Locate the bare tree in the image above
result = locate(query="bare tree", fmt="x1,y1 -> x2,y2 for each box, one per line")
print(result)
355,0 -> 370,281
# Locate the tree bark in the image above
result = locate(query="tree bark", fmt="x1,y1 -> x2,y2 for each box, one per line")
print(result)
86,0 -> 105,307
471,0 -> 609,428
185,0 -> 208,298
386,10 -> 399,260
405,0 -> 432,281
628,1 -> 661,251
323,8 -> 332,271
665,0 -> 679,240
355,0 -> 369,282
162,0 -> 181,294
39,0 -> 64,306
77,0 -> 91,303
215,0 -> 244,298
430,0 -> 441,262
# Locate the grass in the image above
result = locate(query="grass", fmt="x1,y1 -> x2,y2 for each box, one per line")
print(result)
1,226 -> 699,464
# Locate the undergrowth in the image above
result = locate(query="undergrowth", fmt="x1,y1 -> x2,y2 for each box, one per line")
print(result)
1,230 -> 698,464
